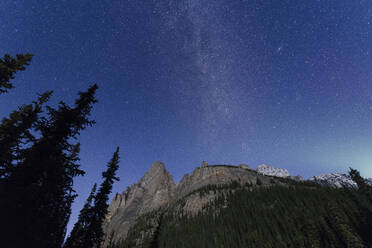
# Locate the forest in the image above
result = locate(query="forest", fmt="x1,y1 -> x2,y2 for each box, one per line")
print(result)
114,170 -> 372,248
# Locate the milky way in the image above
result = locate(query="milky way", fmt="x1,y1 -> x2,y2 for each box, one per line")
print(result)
153,0 -> 251,150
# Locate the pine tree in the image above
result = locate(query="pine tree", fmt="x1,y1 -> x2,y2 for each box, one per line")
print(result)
88,147 -> 120,248
0,91 -> 52,179
349,167 -> 370,193
64,183 -> 97,248
349,168 -> 372,246
65,148 -> 120,248
0,53 -> 33,93
0,84 -> 98,248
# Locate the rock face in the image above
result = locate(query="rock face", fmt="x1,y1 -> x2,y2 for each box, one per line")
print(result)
257,164 -> 290,178
201,161 -> 208,168
239,164 -> 251,170
103,163 -> 273,246
102,161 -> 370,246
175,165 -> 264,198
102,161 -> 175,246
288,175 -> 303,181
309,173 -> 357,188
367,178 -> 372,186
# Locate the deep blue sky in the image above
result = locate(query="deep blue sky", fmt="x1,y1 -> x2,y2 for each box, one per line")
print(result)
1,0 -> 372,235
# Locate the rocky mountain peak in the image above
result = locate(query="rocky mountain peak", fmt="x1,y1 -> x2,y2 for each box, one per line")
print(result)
309,173 -> 357,188
149,160 -> 166,171
103,161 -> 370,246
367,178 -> 372,186
139,160 -> 173,188
257,164 -> 290,178
102,161 -> 175,246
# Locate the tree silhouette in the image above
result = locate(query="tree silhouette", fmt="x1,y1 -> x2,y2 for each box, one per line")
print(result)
0,53 -> 33,94
0,58 -> 98,247
89,147 -> 120,248
63,148 -> 120,248
349,167 -> 370,193
64,183 -> 97,248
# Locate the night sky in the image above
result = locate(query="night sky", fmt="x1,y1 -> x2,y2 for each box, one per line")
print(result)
1,0 -> 372,234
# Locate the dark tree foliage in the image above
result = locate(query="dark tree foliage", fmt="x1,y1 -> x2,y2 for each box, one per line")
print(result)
0,78 -> 98,248
115,179 -> 372,248
65,148 -> 120,248
349,168 -> 372,246
64,183 -> 97,248
0,53 -> 33,94
89,147 -> 120,248
349,168 -> 371,194
0,91 -> 52,178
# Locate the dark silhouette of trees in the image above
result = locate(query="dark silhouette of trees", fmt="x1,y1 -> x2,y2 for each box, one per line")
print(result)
0,53 -> 33,94
348,168 -> 372,246
0,53 -> 99,248
64,183 -> 97,248
0,91 -> 52,179
349,167 -> 370,193
63,148 -> 120,248
88,147 -> 120,248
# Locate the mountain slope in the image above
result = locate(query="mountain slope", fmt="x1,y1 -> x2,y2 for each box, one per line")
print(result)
102,161 -> 175,246
102,163 -> 372,248
103,162 -> 277,245
157,184 -> 370,248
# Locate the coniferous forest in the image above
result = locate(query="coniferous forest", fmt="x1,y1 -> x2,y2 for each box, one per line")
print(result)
113,173 -> 372,248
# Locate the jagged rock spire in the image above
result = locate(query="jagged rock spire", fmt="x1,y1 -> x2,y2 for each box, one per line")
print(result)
102,161 -> 175,246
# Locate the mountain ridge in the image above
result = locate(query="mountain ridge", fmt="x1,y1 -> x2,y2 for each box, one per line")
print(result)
102,161 -> 372,247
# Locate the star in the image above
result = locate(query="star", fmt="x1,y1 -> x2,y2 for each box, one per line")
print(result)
277,45 -> 283,54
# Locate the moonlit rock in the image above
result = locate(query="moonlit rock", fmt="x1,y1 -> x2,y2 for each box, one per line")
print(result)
201,161 -> 208,168
239,164 -> 251,170
367,178 -> 372,186
103,161 -> 175,246
309,173 -> 357,188
104,162 -> 268,246
289,175 -> 303,181
257,164 -> 290,178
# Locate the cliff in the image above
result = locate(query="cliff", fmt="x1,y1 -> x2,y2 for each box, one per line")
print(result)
102,162 -> 371,247
102,161 -> 175,246
102,162 -> 276,246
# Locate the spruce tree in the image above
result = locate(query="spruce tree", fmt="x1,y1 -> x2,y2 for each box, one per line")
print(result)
0,83 -> 98,248
64,183 -> 97,248
0,91 -> 52,179
63,148 -> 120,248
89,147 -> 120,248
349,167 -> 370,192
349,168 -> 372,246
0,53 -> 33,93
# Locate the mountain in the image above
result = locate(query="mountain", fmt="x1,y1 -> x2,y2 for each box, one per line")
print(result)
102,161 -> 175,247
309,173 -> 372,188
257,164 -> 290,177
102,162 -> 279,246
367,178 -> 372,186
102,163 -> 372,248
257,164 -> 304,181
309,173 -> 358,188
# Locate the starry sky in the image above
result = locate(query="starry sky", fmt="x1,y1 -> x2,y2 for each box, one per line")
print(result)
1,0 -> 372,235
